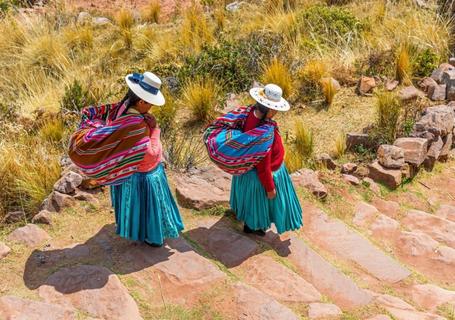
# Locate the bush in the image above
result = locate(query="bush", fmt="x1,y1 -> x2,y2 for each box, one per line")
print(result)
320,77 -> 338,106
60,79 -> 95,114
355,50 -> 395,78
261,58 -> 294,98
333,132 -> 346,159
181,77 -> 220,123
294,121 -> 314,159
116,8 -> 135,29
396,44 -> 412,84
142,0 -> 160,24
298,59 -> 327,101
413,48 -> 440,78
375,91 -> 402,143
284,145 -> 303,173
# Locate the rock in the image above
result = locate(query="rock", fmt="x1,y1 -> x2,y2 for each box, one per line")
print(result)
368,161 -> 402,189
399,86 -> 424,101
376,294 -> 415,310
450,57 -> 455,66
394,138 -> 429,167
232,282 -> 299,320
315,153 -> 337,170
431,64 -> 454,84
363,177 -> 381,194
341,162 -> 357,174
240,255 -> 321,303
0,242 -> 11,259
385,79 -> 399,91
74,190 -> 99,205
376,294 -> 446,320
418,77 -> 438,94
353,202 -> 378,228
410,284 -> 455,311
442,68 -> 455,90
291,169 -> 328,199
416,106 -> 454,137
7,224 -> 50,247
175,166 -> 231,210
53,171 -> 83,194
436,204 -> 455,222
76,11 -> 91,25
398,231 -> 439,256
79,177 -> 100,190
41,191 -> 76,213
0,296 -> 76,320
60,155 -> 73,168
357,76 -> 376,95
354,165 -> 369,178
430,84 -> 447,101
226,1 -> 245,12
447,86 -> 455,101
370,214 -> 400,239
92,17 -> 111,26
5,210 -> 25,223
343,174 -> 360,185
308,303 -> 342,319
400,163 -> 418,180
372,199 -> 400,218
424,136 -> 444,171
377,145 -> 405,169
32,210 -> 53,225
346,133 -> 373,151
439,133 -> 453,161
367,316 -> 392,320
38,265 -> 141,320
402,209 -> 455,247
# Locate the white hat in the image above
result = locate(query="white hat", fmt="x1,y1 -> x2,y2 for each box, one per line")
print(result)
249,83 -> 290,111
125,72 -> 165,106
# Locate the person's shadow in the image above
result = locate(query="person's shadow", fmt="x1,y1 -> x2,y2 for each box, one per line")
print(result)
23,223 -> 189,293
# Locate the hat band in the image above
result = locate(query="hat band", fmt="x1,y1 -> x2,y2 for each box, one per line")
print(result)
129,73 -> 159,95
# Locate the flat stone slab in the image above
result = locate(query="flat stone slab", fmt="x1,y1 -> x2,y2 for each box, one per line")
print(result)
174,166 -> 231,210
304,206 -> 411,283
308,303 -> 342,319
376,294 -> 445,320
187,223 -> 258,268
353,202 -> 379,228
0,296 -> 76,320
38,265 -> 142,320
270,234 -> 372,309
232,282 -> 299,320
371,199 -> 400,218
239,255 -> 322,303
409,284 -> 455,311
402,210 -> 455,248
7,224 -> 50,247
436,204 -> 455,222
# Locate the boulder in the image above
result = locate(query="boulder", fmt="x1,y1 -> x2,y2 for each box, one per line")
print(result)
77,11 -> 91,25
377,145 -> 405,169
4,210 -> 25,223
226,1 -> 245,12
442,68 -> 455,91
400,163 -> 418,180
308,303 -> 342,319
439,133 -> 453,161
346,133 -> 373,151
341,162 -> 357,174
424,136 -> 444,171
368,161 -> 402,189
0,242 -> 11,259
315,153 -> 337,170
38,265 -> 141,320
92,17 -> 111,26
53,171 -> 83,194
431,64 -> 454,83
74,190 -> 99,205
357,76 -> 376,95
430,84 -> 447,101
399,86 -> 424,101
418,77 -> 438,94
393,138 -> 429,167
385,79 -> 399,91
41,191 -> 76,213
354,165 -> 369,178
7,224 -> 50,247
363,177 -> 381,194
175,166 -> 231,210
291,169 -> 328,199
0,296 -> 76,320
32,210 -> 53,225
416,106 -> 454,137
343,174 -> 360,186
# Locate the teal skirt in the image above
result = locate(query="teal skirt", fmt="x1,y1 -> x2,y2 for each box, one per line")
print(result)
110,164 -> 184,245
230,164 -> 302,234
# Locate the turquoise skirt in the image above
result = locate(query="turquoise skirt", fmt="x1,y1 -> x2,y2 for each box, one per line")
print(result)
110,164 -> 184,245
230,164 -> 302,234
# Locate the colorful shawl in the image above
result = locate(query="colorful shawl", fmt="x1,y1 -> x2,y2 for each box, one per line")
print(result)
68,102 -> 151,186
203,106 -> 276,175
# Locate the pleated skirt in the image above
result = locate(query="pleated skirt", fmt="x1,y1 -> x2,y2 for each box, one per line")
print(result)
110,164 -> 184,245
230,164 -> 303,234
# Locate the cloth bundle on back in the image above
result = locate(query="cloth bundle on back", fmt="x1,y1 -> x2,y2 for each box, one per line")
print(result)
203,106 -> 277,175
68,102 -> 153,186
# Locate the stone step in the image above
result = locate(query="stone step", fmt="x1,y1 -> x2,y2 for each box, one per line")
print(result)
236,255 -> 322,303
0,296 -> 77,320
303,205 -> 411,283
375,294 -> 446,320
265,232 -> 373,309
407,284 -> 455,312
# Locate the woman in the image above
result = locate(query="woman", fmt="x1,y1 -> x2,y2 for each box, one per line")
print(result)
230,84 -> 302,236
69,72 -> 184,247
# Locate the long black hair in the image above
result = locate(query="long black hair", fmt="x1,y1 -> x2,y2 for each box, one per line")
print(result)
254,102 -> 270,121
119,89 -> 142,114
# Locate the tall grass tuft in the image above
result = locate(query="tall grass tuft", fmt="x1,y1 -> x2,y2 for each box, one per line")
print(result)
375,91 -> 402,143
162,130 -> 208,171
284,145 -> 303,173
181,77 -> 220,123
396,44 -> 412,84
294,121 -> 314,159
116,8 -> 135,29
333,132 -> 346,159
39,117 -> 64,143
320,77 -> 338,106
261,58 -> 294,98
180,4 -> 213,53
142,0 -> 161,24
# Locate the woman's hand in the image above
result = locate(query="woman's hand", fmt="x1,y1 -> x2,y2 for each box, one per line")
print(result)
267,189 -> 277,199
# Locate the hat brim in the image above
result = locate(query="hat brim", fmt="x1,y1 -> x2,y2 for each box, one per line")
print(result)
125,75 -> 165,106
249,87 -> 290,111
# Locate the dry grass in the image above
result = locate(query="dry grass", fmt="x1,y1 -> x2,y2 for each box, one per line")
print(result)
141,0 -> 161,24
116,8 -> 135,29
333,132 -> 347,159
261,58 -> 294,98
375,91 -> 402,143
396,44 -> 412,84
181,77 -> 220,123
294,120 -> 314,159
320,77 -> 338,106
284,145 -> 303,173
180,4 -> 213,54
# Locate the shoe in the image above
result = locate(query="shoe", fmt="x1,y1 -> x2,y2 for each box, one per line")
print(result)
243,224 -> 266,237
145,241 -> 163,247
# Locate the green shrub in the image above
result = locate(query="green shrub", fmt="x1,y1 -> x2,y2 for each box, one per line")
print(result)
355,50 -> 395,77
60,79 -> 95,114
413,48 -> 440,78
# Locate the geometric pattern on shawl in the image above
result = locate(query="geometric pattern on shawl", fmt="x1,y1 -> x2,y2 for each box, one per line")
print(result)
68,102 -> 151,186
203,106 -> 276,176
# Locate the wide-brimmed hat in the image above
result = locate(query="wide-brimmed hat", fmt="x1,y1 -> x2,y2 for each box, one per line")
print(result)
249,83 -> 290,111
125,72 -> 165,106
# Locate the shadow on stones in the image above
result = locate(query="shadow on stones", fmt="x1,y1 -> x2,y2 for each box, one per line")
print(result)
184,215 -> 291,268
23,223 -> 189,293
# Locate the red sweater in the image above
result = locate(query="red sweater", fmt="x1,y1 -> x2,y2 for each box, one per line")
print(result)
244,109 -> 285,192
